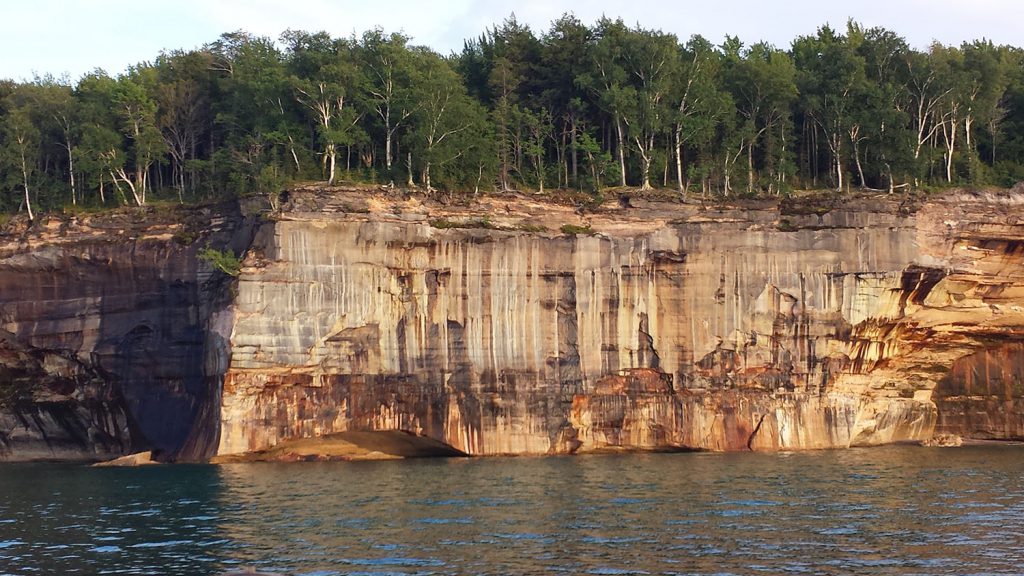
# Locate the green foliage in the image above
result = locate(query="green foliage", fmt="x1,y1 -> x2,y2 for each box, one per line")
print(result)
2,19 -> 1024,218
559,223 -> 593,235
429,217 -> 497,230
172,229 -> 199,245
198,247 -> 242,276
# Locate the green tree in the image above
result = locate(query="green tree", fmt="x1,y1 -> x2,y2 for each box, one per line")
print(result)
537,14 -> 592,188
0,102 -> 39,219
960,41 -> 1013,183
673,35 -> 730,194
579,17 -> 631,187
283,30 -> 364,184
854,25 -> 914,191
406,49 -> 490,193
793,25 -> 866,191
108,74 -> 165,205
74,71 -> 124,205
358,29 -> 417,181
208,31 -> 301,196
723,39 -> 796,194
618,25 -> 680,190
152,50 -> 214,200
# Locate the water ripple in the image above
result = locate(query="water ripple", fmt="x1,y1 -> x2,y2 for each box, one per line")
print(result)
0,446 -> 1023,574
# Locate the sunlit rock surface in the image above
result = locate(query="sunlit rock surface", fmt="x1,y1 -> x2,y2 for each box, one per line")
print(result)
3,188 -> 1023,461
215,189 -> 1024,457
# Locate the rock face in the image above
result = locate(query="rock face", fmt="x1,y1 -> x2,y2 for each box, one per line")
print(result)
3,189 -> 1024,461
0,205 -> 252,461
215,189 -> 1024,457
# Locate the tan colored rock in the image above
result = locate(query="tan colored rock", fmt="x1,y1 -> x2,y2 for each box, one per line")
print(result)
215,189 -> 1024,457
4,188 -> 1024,461
93,451 -> 158,467
922,434 -> 964,447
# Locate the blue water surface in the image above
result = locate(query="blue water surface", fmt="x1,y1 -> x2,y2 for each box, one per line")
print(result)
2,445 -> 1023,575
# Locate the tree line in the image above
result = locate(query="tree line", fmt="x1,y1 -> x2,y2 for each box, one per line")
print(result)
3,15 -> 1024,217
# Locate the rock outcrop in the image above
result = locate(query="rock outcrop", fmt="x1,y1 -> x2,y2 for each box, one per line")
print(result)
0,204 -> 252,461
3,188 -> 1024,461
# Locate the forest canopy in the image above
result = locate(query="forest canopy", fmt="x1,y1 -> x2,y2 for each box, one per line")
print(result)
2,15 -> 1024,217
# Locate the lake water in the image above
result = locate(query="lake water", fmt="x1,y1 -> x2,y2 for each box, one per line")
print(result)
1,445 -> 1023,575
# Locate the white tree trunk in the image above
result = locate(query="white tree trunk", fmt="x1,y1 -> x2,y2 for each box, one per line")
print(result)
747,142 -> 754,194
850,125 -> 866,188
635,135 -> 652,191
383,104 -> 393,172
616,118 -> 627,187
326,144 -> 337,185
674,125 -> 684,194
942,117 -> 957,183
286,134 -> 301,173
835,154 -> 844,192
19,145 -> 33,220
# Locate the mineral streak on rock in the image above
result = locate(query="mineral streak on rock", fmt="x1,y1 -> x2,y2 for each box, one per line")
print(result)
214,189 -> 1024,457
3,188 -> 1024,461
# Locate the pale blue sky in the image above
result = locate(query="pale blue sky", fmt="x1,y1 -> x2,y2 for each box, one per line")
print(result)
3,0 -> 1021,81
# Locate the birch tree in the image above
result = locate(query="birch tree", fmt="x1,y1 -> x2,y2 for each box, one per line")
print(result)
580,18 -> 631,187
724,40 -> 796,194
794,26 -> 866,191
153,50 -> 212,200
407,50 -> 487,192
672,35 -> 728,194
111,76 -> 164,205
618,25 -> 680,190
1,106 -> 39,219
283,30 -> 363,185
359,29 -> 417,180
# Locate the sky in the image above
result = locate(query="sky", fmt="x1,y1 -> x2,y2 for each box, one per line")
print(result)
2,0 -> 1022,81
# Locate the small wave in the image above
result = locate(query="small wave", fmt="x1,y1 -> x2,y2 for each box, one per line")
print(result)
342,557 -> 445,567
128,540 -> 194,548
91,545 -> 122,553
416,517 -> 474,525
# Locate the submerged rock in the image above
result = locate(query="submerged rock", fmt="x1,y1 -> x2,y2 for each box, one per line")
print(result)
921,434 -> 964,447
92,451 -> 159,467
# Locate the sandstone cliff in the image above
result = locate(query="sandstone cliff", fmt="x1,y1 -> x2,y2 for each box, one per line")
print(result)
2,188 -> 1023,461
0,204 -> 252,461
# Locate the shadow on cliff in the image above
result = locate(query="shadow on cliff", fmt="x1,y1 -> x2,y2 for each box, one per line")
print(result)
86,205 -> 257,462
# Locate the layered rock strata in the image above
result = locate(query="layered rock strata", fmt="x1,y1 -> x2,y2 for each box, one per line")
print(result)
0,205 -> 251,461
3,189 -> 1023,461
216,189 -> 1024,457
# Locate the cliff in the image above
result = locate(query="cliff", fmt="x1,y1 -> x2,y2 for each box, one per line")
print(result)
2,188 -> 1023,461
0,204 -> 253,461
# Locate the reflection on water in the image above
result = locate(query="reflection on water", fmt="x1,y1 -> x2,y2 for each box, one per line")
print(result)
2,446 -> 1024,575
